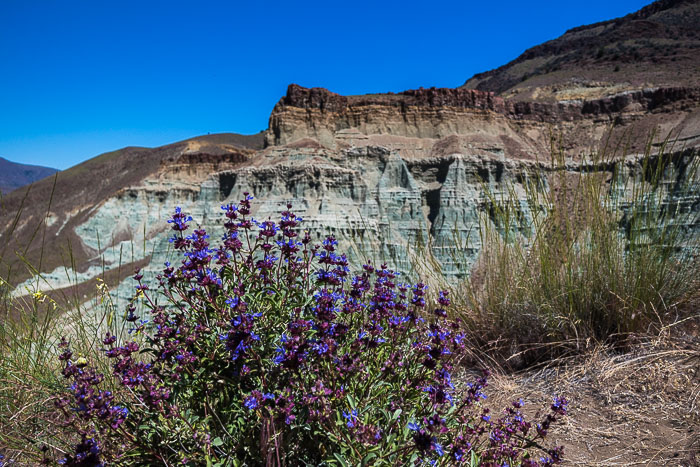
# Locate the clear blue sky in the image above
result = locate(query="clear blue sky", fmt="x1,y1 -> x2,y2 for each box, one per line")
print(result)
0,0 -> 652,170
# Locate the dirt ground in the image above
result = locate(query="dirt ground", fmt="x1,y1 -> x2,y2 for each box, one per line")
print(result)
479,331 -> 699,466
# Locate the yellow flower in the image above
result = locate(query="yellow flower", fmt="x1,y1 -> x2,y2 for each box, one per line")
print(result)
33,291 -> 46,302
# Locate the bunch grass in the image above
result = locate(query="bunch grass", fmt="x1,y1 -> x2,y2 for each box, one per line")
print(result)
0,183 -> 133,462
419,134 -> 699,365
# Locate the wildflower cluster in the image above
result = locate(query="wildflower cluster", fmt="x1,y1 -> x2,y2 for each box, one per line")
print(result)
54,195 -> 568,465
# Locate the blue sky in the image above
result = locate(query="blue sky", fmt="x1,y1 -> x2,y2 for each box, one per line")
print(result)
0,0 -> 652,170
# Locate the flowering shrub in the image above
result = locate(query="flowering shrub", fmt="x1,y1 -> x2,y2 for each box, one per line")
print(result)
54,195 -> 568,466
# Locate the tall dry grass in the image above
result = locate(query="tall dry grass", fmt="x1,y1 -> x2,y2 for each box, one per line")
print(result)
0,184 -> 136,462
413,138 -> 699,366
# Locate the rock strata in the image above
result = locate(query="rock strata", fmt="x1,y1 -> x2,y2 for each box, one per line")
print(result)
266,84 -> 700,155
3,79 -> 700,315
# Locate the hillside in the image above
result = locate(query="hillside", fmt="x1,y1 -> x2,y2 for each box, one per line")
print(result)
0,132 -> 263,288
462,0 -> 700,102
0,0 -> 698,301
0,157 -> 58,195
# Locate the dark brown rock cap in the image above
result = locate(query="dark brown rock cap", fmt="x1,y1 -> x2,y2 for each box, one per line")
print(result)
276,83 -> 700,123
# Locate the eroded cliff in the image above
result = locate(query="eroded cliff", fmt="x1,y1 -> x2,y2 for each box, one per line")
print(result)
3,82 -> 700,308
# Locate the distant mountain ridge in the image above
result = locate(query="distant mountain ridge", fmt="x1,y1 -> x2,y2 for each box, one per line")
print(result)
0,157 -> 58,194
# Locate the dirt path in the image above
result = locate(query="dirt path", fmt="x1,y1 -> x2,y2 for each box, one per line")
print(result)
480,337 -> 699,466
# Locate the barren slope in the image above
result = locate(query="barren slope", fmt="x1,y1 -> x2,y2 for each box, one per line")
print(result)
0,133 -> 263,287
462,0 -> 700,102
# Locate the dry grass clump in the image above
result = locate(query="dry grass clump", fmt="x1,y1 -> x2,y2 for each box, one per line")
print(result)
470,331 -> 699,466
0,281 -> 122,464
0,296 -> 66,463
417,137 -> 700,367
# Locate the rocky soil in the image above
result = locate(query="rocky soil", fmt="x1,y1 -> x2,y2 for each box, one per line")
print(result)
480,333 -> 700,466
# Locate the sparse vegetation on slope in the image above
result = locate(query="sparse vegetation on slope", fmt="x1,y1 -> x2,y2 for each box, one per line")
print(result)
463,0 -> 700,100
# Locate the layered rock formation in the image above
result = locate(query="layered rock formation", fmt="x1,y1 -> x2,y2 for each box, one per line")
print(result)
2,0 -> 699,310
2,77 -> 699,305
267,84 -> 700,152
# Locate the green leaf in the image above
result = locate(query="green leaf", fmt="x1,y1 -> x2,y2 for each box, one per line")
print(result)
211,437 -> 224,447
333,452 -> 349,467
470,450 -> 480,466
361,452 -> 377,465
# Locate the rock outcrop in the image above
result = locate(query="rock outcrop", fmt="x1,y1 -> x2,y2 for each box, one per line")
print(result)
265,84 -> 700,160
3,78 -> 699,310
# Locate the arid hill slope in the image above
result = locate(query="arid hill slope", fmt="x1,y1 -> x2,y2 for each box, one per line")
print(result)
0,133 -> 263,286
462,0 -> 700,102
